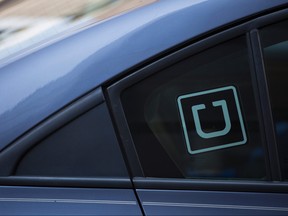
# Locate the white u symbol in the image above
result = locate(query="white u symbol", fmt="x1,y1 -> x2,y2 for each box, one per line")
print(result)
192,100 -> 231,139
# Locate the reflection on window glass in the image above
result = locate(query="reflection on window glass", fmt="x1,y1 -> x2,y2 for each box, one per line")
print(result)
122,36 -> 266,180
261,19 -> 288,180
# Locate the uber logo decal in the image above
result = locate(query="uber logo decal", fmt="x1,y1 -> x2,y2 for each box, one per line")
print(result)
177,86 -> 247,155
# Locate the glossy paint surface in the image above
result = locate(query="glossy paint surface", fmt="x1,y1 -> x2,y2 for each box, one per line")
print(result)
138,189 -> 288,215
0,186 -> 141,215
0,0 -> 287,148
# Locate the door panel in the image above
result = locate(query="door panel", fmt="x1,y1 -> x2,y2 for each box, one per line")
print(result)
0,186 -> 142,215
137,189 -> 288,215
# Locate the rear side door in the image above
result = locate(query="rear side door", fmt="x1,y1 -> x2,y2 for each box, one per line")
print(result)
0,88 -> 142,215
107,10 -> 288,215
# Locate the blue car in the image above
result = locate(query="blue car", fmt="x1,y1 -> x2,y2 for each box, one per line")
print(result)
0,0 -> 288,215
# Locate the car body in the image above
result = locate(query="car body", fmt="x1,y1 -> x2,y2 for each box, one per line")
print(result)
0,0 -> 288,215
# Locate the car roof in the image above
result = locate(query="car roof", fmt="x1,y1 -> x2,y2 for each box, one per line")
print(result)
0,0 -> 287,149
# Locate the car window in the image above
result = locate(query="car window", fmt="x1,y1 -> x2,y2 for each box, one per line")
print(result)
13,102 -> 128,178
260,19 -> 288,180
121,36 -> 267,180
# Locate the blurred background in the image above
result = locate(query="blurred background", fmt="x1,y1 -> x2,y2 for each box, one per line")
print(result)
0,0 -> 156,61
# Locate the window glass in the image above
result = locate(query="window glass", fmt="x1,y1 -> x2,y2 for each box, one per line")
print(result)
122,36 -> 266,179
15,103 -> 128,177
260,20 -> 288,180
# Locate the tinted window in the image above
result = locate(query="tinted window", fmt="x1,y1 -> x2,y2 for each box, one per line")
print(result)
260,20 -> 288,180
15,103 -> 128,177
122,36 -> 267,179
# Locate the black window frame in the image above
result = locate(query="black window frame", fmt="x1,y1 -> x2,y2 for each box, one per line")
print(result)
106,8 -> 288,193
0,87 -> 131,188
257,20 -> 288,181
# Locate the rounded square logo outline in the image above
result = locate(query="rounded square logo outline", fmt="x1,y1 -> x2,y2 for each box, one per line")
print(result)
177,86 -> 247,155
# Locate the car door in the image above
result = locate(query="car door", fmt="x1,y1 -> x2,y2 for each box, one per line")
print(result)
107,10 -> 288,216
0,88 -> 142,215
